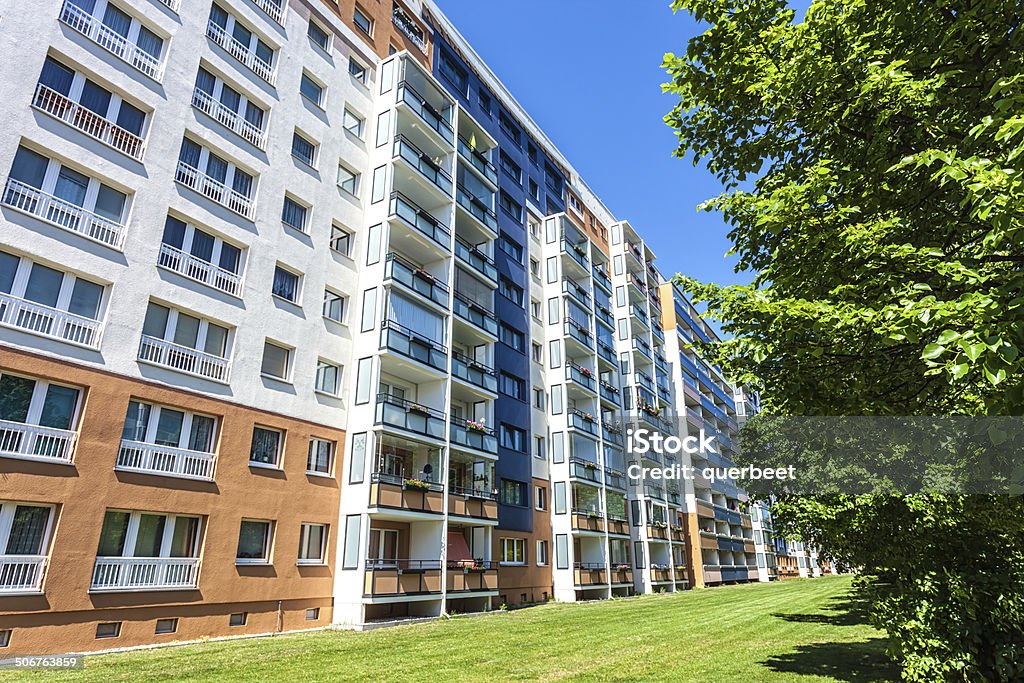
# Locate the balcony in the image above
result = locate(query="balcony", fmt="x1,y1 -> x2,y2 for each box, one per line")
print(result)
369,472 -> 444,514
380,320 -> 447,373
593,265 -> 612,292
116,439 -> 216,481
393,6 -> 427,52
632,337 -> 652,359
91,557 -> 199,591
457,137 -> 497,187
605,469 -> 628,492
394,135 -> 452,196
158,243 -> 242,297
0,420 -> 77,464
595,303 -> 614,328
634,372 -> 654,393
385,253 -> 448,308
175,161 -> 254,220
447,488 -> 498,520
158,0 -> 181,11
390,191 -> 450,252
650,566 -> 673,583
569,458 -> 601,485
33,84 -> 145,160
398,81 -> 453,144
206,20 -> 276,85
601,422 -> 623,446
630,304 -> 649,328
562,278 -> 590,307
609,565 -> 633,585
453,293 -> 498,337
3,178 -> 126,250
657,383 -> 672,403
192,88 -> 267,149
572,509 -> 606,533
563,319 -> 593,349
0,291 -> 104,350
565,362 -> 596,393
364,558 -> 441,597
59,2 -> 164,81
456,184 -> 498,234
451,352 -> 497,394
252,0 -> 285,24
569,409 -> 599,437
597,338 -> 616,364
607,513 -> 630,535
647,524 -> 670,541
454,237 -> 497,284
599,381 -> 620,407
573,562 -> 606,586
449,416 -> 497,456
446,560 -> 497,592
375,394 -> 446,441
138,335 -> 231,383
0,556 -> 46,593
560,240 -> 590,273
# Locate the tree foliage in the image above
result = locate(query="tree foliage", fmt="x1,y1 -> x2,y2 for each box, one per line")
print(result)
663,0 -> 1024,679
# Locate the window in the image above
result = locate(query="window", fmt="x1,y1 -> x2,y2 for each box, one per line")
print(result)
282,196 -> 309,232
96,623 -> 121,639
343,108 -> 364,138
272,266 -> 300,303
498,112 -> 520,146
261,341 -> 291,380
298,522 -> 327,564
528,178 -> 539,201
315,360 -> 341,395
478,89 -> 491,115
438,49 -> 467,95
554,482 -> 566,514
7,145 -> 129,229
74,2 -> 166,71
291,131 -> 318,167
308,20 -> 330,51
306,608 -> 320,620
120,400 -> 217,456
527,142 -> 538,165
236,520 -> 272,564
96,510 -> 201,562
500,537 -> 525,565
530,258 -> 540,278
353,5 -> 373,35
141,302 -> 231,362
531,342 -> 543,363
499,152 -> 521,183
307,439 -> 334,475
499,425 -> 526,453
229,612 -> 247,627
337,163 -> 360,196
323,288 -> 346,323
536,540 -> 549,565
0,371 -> 81,458
348,57 -> 368,85
499,373 -> 525,401
176,137 -> 255,211
533,388 -> 545,410
155,618 -> 178,635
299,72 -> 324,108
568,194 -> 583,216
535,485 -> 547,510
499,277 -> 523,306
498,232 -> 524,263
208,4 -> 276,81
249,426 -> 283,467
160,216 -> 243,292
0,630 -> 9,647
0,503 -> 55,578
530,300 -> 542,321
331,223 -> 353,256
499,323 -> 524,352
529,218 -> 541,240
499,192 -> 523,223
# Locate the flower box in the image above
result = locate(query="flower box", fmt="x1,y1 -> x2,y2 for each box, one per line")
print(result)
403,478 -> 431,491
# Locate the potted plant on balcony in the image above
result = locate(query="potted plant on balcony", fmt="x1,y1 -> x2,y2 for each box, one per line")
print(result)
583,461 -> 597,470
572,243 -> 586,257
466,419 -> 488,433
579,365 -> 592,378
652,520 -> 669,529
579,411 -> 596,423
403,478 -> 431,491
408,403 -> 430,416
587,510 -> 602,519
614,563 -> 630,571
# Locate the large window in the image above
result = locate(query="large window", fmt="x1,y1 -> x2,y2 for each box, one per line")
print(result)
120,400 -> 216,453
0,249 -> 105,329
0,372 -> 81,446
249,426 -> 283,467
177,137 -> 254,202
37,56 -> 148,139
498,323 -> 524,352
500,479 -> 527,506
236,519 -> 272,564
97,510 -> 201,559
261,341 -> 291,379
307,438 -> 334,475
499,537 -> 525,565
0,502 -> 54,558
499,373 -> 525,401
142,302 -> 229,359
66,1 -> 165,70
298,523 -> 327,564
499,424 -> 526,452
368,528 -> 398,564
160,216 -> 242,288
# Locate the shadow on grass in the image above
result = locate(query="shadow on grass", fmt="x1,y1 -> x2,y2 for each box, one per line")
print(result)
761,638 -> 900,682
772,593 -> 874,627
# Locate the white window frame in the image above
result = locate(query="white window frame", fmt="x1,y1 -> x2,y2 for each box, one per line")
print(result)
307,18 -> 331,52
121,400 -> 218,453
315,360 -> 341,396
499,537 -> 525,566
299,71 -> 325,109
353,5 -> 373,36
9,146 -> 130,225
38,56 -> 150,139
337,163 -> 360,197
536,540 -> 548,566
143,302 -> 231,359
177,137 -> 255,202
249,425 -> 283,468
0,501 -> 56,557
193,64 -> 267,137
160,216 -> 245,280
297,522 -> 327,565
323,288 -> 346,324
306,438 -> 334,476
343,107 -> 365,139
368,528 -> 398,566
290,130 -> 318,168
97,510 -> 201,559
236,519 -> 273,565
261,340 -> 292,380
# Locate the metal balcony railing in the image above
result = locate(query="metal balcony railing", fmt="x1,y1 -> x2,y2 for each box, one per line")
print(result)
2,178 -> 126,249
206,20 -> 276,85
0,420 -> 77,463
158,243 -> 243,297
191,88 -> 266,149
175,161 -> 255,219
33,84 -> 145,159
138,335 -> 231,383
60,2 -> 164,80
116,439 -> 216,480
91,557 -> 199,591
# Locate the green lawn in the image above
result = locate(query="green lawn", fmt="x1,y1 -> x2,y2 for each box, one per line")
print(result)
22,575 -> 898,682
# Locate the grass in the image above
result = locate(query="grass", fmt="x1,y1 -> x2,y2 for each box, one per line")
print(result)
20,575 -> 898,682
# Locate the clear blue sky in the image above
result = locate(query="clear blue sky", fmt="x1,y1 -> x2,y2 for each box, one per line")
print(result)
435,0 -> 745,288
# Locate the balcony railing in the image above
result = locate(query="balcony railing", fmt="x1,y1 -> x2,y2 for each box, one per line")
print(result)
604,468 -> 627,490
380,320 -> 447,372
569,409 -> 599,436
252,0 -> 285,24
158,0 -> 181,11
597,338 -> 616,364
599,381 -> 620,407
398,81 -> 452,142
633,337 -> 652,359
394,135 -> 452,195
206,20 -> 276,85
595,303 -> 614,328
59,2 -> 164,80
0,291 -> 104,350
375,393 -> 446,440
565,362 -> 596,392
3,178 -> 126,249
562,278 -> 591,307
451,351 -> 497,393
593,265 -> 612,291
116,439 -> 216,481
570,458 -> 601,484
385,253 -> 448,307
449,416 -> 497,455
0,556 -> 46,593
457,137 -> 497,186
563,319 -> 593,348
630,304 -> 649,326
634,372 -> 654,392
364,558 -> 442,596
446,560 -> 498,592
602,422 -> 623,446
0,420 -> 77,463
456,184 -> 497,232
175,161 -> 254,219
454,236 -> 497,283
91,557 -> 199,591
192,88 -> 267,149
393,6 -> 427,51
560,240 -> 590,270
453,293 -> 498,336
390,191 -> 450,250
370,472 -> 444,513
138,335 -> 231,383
33,84 -> 145,159
573,562 -> 606,586
158,243 -> 242,297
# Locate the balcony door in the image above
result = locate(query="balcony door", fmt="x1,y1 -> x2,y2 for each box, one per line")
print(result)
97,511 -> 201,559
368,528 -> 398,567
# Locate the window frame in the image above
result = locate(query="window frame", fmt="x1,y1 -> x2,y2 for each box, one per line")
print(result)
236,519 -> 273,565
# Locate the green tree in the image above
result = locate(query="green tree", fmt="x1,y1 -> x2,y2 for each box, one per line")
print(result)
663,0 -> 1024,679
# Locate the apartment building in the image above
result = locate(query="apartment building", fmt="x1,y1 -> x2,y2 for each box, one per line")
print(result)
0,0 -> 813,654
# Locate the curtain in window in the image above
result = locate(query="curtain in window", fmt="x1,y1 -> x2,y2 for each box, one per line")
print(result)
93,185 -> 126,223
387,293 -> 443,342
189,415 -> 215,452
53,168 -> 89,207
0,251 -> 18,294
39,57 -> 74,95
218,85 -> 241,114
135,26 -> 163,61
194,68 -> 216,96
154,409 -> 184,447
115,101 -> 145,136
244,101 -> 264,129
101,4 -> 132,38
9,147 -> 47,189
169,517 -> 199,558
218,243 -> 240,274
68,0 -> 96,12
208,3 -> 228,29
178,138 -> 202,168
205,153 -> 228,183
250,429 -> 279,464
231,169 -> 253,198
121,401 -> 150,442
97,511 -> 130,556
6,506 -> 50,555
23,264 -> 63,307
78,80 -> 112,117
189,229 -> 215,262
203,324 -> 228,357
